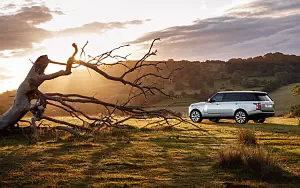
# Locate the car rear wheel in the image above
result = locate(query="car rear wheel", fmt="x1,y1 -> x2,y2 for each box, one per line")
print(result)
209,118 -> 220,123
234,110 -> 248,124
253,118 -> 265,123
190,110 -> 202,123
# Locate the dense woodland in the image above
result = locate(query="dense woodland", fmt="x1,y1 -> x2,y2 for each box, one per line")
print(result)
1,52 -> 300,116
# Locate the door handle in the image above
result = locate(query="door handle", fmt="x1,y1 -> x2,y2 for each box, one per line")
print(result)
235,103 -> 239,105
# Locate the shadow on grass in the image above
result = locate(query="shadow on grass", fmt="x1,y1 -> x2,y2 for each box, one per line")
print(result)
214,165 -> 300,185
205,120 -> 300,136
0,134 -> 134,187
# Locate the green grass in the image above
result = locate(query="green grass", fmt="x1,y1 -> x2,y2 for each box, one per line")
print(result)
269,83 -> 300,115
0,117 -> 300,187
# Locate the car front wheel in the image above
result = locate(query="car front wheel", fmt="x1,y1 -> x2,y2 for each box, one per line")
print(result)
253,118 -> 265,123
234,110 -> 248,124
190,110 -> 202,123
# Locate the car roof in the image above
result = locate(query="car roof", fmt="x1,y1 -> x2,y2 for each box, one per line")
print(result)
217,91 -> 267,94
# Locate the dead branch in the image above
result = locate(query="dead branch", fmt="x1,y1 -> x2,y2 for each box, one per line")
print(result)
0,38 -> 197,138
56,126 -> 80,136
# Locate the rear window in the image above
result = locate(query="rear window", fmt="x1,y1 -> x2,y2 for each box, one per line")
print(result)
255,94 -> 272,101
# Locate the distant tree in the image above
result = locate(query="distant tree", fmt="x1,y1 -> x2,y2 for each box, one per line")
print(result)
262,80 -> 281,92
168,90 -> 175,97
275,71 -> 290,85
189,77 -> 203,89
230,71 -> 243,85
219,72 -> 226,79
273,65 -> 281,73
241,78 -> 254,88
180,91 -> 187,98
200,87 -> 210,99
252,78 -> 259,86
206,78 -> 214,87
175,81 -> 184,91
168,59 -> 174,62
193,92 -> 199,99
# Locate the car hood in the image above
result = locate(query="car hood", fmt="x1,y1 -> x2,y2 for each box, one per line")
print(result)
190,102 -> 206,106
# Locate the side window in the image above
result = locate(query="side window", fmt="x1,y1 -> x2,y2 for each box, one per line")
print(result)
240,93 -> 257,101
211,93 -> 224,102
222,93 -> 241,102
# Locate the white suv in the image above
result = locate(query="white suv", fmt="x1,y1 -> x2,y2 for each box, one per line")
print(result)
189,91 -> 275,124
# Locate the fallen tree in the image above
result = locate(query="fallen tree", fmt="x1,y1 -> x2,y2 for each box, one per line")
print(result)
0,39 -> 196,138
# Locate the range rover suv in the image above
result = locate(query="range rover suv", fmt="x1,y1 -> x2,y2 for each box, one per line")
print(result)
189,91 -> 275,124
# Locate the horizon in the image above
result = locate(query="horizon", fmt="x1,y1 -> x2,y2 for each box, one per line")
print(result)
1,0 -> 300,92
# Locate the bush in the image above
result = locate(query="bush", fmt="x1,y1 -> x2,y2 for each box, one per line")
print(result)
262,80 -> 281,93
230,71 -> 243,85
238,129 -> 257,145
243,147 -> 281,178
218,145 -> 244,168
217,145 -> 282,179
289,104 -> 300,118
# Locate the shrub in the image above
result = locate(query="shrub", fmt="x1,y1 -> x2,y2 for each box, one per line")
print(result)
217,145 -> 283,179
237,129 -> 257,145
289,104 -> 300,118
262,80 -> 281,93
243,147 -> 282,178
218,145 -> 244,168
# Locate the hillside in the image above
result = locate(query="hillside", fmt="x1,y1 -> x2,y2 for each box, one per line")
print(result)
1,52 -> 300,116
269,83 -> 300,115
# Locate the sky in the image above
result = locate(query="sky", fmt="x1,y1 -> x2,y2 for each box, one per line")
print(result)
0,0 -> 300,92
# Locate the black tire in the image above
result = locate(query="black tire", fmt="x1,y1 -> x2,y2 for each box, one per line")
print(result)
190,110 -> 203,123
234,110 -> 248,124
253,118 -> 265,123
209,118 -> 220,123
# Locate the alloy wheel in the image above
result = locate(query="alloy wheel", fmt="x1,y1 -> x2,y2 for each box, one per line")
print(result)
235,111 -> 248,124
190,110 -> 202,123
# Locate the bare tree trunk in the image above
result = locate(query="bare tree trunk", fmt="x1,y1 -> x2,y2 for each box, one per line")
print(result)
0,57 -> 44,130
0,54 -> 71,130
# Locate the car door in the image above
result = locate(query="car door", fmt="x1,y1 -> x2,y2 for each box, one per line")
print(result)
221,93 -> 241,117
205,93 -> 224,117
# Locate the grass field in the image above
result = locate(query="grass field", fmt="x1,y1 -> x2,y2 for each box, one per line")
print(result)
0,117 -> 300,187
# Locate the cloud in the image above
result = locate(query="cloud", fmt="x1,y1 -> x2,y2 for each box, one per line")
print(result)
0,74 -> 13,80
0,5 -> 54,52
228,0 -> 300,17
131,0 -> 300,60
0,3 -> 147,57
0,67 -> 12,80
57,20 -> 147,36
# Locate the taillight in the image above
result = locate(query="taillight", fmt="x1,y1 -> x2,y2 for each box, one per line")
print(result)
256,103 -> 261,110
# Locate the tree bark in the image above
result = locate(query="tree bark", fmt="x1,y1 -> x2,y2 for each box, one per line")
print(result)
0,55 -> 70,130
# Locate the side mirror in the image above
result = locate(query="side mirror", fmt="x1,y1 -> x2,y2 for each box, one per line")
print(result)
208,98 -> 215,103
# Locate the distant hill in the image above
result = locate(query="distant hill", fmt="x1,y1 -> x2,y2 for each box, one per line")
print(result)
1,52 -> 300,116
